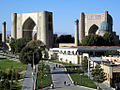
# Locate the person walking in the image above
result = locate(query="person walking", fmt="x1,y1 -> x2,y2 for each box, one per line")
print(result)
64,81 -> 66,85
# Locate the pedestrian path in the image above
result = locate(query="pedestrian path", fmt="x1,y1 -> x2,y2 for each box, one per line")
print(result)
45,61 -> 97,90
46,62 -> 72,87
21,64 -> 33,90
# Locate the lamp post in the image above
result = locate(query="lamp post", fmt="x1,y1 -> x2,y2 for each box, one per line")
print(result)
33,52 -> 34,72
80,73 -> 82,85
88,58 -> 90,79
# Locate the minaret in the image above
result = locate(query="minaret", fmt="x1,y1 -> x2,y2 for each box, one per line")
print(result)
104,11 -> 108,22
104,11 -> 112,32
75,19 -> 79,46
2,22 -> 6,43
80,12 -> 85,43
11,13 -> 17,39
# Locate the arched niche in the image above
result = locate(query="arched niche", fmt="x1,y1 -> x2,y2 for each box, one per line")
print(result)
22,17 -> 36,40
88,24 -> 99,34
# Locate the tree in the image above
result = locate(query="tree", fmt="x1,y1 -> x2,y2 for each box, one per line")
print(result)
15,38 -> 31,53
56,35 -> 74,43
19,40 -> 44,65
10,39 -> 16,53
91,64 -> 106,89
81,56 -> 88,72
103,32 -> 114,46
26,40 -> 45,50
10,38 -> 30,53
105,50 -> 119,56
81,34 -> 104,46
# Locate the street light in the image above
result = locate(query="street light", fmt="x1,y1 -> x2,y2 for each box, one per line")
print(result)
33,52 -> 35,73
80,73 -> 82,85
88,58 -> 90,79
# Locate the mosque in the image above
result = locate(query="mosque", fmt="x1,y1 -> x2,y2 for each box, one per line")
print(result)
1,10 -> 120,88
79,11 -> 119,44
1,11 -> 119,48
74,11 -> 119,47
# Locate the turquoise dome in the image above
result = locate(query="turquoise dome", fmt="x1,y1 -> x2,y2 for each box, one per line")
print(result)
99,21 -> 109,32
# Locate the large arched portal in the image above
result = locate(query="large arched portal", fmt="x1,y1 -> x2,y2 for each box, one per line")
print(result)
22,17 -> 36,40
88,24 -> 98,34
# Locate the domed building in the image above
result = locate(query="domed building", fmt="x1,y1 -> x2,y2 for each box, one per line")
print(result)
78,11 -> 119,45
98,21 -> 109,36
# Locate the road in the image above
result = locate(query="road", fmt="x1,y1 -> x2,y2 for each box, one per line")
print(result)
45,61 -> 96,90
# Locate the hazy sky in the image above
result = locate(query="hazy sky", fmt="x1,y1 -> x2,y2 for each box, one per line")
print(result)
0,0 -> 120,37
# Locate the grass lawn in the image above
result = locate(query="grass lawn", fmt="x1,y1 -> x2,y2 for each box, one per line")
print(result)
36,62 -> 51,89
48,60 -> 71,65
0,58 -> 27,89
0,58 -> 26,71
65,65 -> 97,89
70,73 -> 97,89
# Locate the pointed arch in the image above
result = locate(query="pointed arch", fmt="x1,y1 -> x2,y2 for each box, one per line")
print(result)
88,24 -> 98,34
34,33 -> 37,40
22,17 -> 36,39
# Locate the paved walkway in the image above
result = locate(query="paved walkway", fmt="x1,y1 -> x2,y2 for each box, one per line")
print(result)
44,61 -> 96,90
21,64 -> 33,90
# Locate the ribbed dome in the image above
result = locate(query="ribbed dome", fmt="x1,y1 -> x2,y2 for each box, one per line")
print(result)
99,21 -> 109,32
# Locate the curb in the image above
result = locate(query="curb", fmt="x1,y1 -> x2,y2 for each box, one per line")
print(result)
76,85 -> 97,90
63,66 -> 74,84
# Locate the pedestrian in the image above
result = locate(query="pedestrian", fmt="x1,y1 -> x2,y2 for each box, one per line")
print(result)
51,84 -> 54,89
59,65 -> 61,68
64,81 -> 66,85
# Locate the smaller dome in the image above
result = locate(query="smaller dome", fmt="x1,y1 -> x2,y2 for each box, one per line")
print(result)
99,21 -> 109,32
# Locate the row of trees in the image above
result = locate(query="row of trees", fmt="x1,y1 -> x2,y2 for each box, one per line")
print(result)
9,38 -> 45,65
56,35 -> 74,43
54,32 -> 115,46
81,32 -> 114,46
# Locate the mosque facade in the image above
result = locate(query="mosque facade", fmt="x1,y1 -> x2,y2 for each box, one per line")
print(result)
11,11 -> 53,48
79,11 -> 119,45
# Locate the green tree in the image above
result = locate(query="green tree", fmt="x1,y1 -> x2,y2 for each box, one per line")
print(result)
81,56 -> 88,72
81,34 -> 104,46
19,40 -> 44,65
105,50 -> 119,56
103,32 -> 114,46
10,38 -> 30,53
56,35 -> 74,43
15,38 -> 30,53
91,64 -> 106,89
26,40 -> 45,50
10,39 -> 16,53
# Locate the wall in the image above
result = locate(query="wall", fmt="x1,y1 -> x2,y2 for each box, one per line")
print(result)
59,43 -> 75,48
85,13 -> 105,35
58,53 -> 82,64
11,11 -> 53,48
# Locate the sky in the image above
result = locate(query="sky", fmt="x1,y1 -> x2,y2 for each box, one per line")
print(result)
0,0 -> 120,37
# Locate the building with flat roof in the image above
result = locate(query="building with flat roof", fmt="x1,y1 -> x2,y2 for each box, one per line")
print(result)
89,57 -> 120,88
